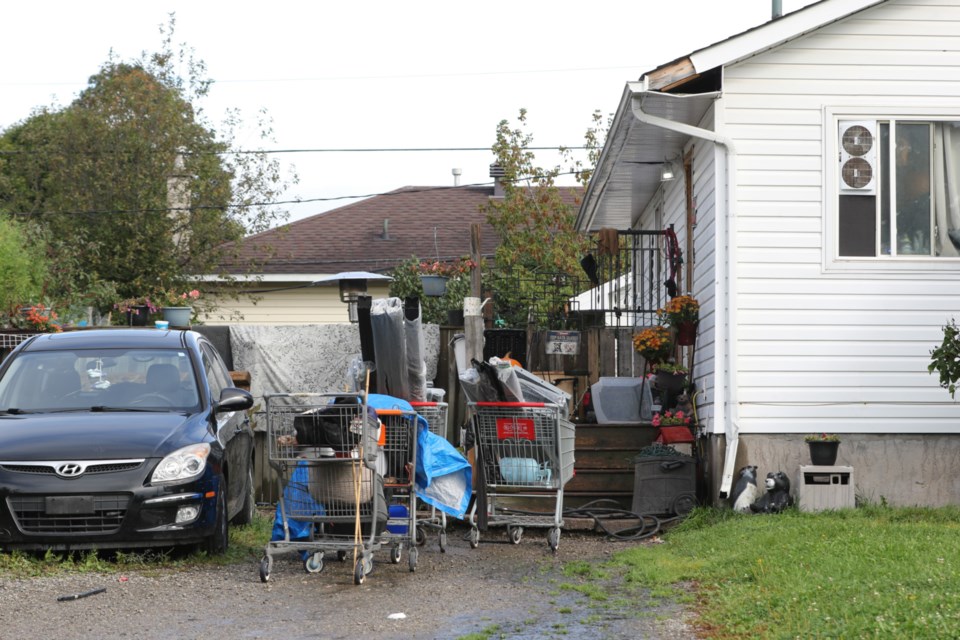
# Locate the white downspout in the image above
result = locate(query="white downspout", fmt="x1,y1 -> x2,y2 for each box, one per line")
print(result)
631,93 -> 741,500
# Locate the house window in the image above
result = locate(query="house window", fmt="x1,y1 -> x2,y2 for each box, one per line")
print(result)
837,119 -> 960,258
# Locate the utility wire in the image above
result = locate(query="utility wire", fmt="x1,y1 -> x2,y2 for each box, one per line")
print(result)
5,171 -> 589,218
0,145 -> 593,157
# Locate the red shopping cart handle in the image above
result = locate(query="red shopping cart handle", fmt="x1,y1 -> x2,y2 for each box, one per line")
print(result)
473,401 -> 547,408
409,401 -> 437,407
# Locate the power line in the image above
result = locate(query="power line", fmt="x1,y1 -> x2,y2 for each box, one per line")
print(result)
5,171 -> 590,218
0,145 -> 592,157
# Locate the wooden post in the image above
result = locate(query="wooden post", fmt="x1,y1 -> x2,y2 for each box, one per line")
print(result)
464,223 -> 484,367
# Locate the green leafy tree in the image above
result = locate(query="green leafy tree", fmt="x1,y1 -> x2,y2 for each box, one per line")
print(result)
0,217 -> 48,316
481,109 -> 606,328
0,16 -> 294,309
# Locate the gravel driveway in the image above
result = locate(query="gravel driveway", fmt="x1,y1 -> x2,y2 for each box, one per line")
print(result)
0,523 -> 697,639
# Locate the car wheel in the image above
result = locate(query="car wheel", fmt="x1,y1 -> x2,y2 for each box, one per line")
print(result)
204,485 -> 229,556
231,463 -> 256,526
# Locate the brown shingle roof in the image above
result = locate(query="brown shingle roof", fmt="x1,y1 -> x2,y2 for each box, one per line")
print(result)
221,184 -> 583,276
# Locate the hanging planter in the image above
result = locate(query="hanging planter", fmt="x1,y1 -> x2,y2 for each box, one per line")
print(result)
420,275 -> 449,297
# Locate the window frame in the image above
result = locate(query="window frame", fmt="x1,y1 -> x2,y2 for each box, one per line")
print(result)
824,107 -> 960,274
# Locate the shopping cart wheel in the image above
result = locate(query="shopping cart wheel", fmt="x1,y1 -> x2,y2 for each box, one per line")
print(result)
415,526 -> 427,546
259,555 -> 272,583
469,527 -> 479,549
304,552 -> 324,574
408,546 -> 418,572
547,527 -> 560,554
508,526 -> 523,545
353,559 -> 365,585
390,544 -> 402,564
439,530 -> 447,553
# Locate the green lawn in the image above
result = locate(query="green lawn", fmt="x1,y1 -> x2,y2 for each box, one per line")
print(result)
605,506 -> 960,638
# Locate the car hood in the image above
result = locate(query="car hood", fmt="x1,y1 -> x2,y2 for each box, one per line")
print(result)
0,411 -> 208,460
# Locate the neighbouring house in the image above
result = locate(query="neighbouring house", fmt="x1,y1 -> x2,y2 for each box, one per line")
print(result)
577,0 -> 960,506
201,183 -> 504,324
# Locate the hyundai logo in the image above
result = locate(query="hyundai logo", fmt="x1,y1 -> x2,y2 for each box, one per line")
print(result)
55,463 -> 85,478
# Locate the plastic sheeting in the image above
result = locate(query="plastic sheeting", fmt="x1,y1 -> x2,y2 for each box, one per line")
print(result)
228,324 -> 441,422
370,298 -> 409,399
366,393 -> 471,519
403,301 -> 427,401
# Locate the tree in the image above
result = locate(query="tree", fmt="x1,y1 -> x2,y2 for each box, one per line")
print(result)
0,217 -> 48,315
480,109 -> 607,328
0,16 -> 294,310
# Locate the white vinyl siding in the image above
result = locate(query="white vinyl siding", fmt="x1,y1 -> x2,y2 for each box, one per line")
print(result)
720,0 -> 960,435
201,283 -> 392,325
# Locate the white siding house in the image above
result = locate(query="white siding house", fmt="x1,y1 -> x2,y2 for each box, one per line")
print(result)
579,0 -> 960,506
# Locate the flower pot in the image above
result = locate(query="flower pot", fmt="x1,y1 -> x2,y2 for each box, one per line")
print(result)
808,440 -> 840,465
676,321 -> 698,346
127,305 -> 150,326
653,372 -> 687,394
161,306 -> 192,327
420,275 -> 448,297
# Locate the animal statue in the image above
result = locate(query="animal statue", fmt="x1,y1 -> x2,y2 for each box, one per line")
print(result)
750,471 -> 793,514
730,465 -> 760,513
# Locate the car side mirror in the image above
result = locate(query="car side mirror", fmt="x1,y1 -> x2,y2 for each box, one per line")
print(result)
215,387 -> 254,413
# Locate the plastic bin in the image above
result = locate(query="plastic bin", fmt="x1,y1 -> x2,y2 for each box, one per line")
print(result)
631,455 -> 697,516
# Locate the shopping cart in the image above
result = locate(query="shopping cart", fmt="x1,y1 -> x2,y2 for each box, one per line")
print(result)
409,401 -> 450,551
376,408 -> 419,571
259,393 -> 385,585
467,401 -> 575,553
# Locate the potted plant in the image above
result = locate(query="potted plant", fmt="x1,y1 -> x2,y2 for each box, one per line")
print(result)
804,433 -> 841,465
390,256 -> 477,325
652,361 -> 689,394
114,297 -> 157,326
17,303 -> 61,333
658,295 -> 700,345
632,325 -> 673,366
156,288 -> 201,327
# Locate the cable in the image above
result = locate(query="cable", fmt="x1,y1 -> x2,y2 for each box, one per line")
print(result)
0,145 -> 594,157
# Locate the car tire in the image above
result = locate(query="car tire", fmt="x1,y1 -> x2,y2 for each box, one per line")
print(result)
231,463 -> 256,526
204,485 -> 229,556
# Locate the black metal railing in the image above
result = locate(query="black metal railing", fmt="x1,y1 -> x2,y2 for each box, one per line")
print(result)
488,229 -> 669,330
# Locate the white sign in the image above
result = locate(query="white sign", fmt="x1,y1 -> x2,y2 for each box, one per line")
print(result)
545,330 -> 580,355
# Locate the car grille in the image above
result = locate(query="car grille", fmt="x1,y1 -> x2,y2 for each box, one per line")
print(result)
10,495 -> 130,534
0,461 -> 144,475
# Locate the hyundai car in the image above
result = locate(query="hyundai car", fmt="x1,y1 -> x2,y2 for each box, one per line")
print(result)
0,328 -> 255,554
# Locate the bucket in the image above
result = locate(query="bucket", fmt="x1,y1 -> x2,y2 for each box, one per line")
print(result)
387,504 -> 409,534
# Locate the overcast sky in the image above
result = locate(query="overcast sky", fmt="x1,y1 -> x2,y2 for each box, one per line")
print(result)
2,0 -> 819,226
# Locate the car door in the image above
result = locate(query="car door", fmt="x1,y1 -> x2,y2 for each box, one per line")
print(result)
200,341 -> 253,518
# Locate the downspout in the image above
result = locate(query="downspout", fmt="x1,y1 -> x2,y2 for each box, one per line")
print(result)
631,92 -> 741,501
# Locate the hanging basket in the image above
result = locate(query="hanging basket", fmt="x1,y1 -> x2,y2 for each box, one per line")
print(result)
420,275 -> 449,297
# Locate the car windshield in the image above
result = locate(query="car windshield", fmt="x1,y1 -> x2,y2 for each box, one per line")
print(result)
0,348 -> 200,412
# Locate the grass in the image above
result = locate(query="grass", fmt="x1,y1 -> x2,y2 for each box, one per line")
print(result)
604,505 -> 960,638
0,509 -> 273,578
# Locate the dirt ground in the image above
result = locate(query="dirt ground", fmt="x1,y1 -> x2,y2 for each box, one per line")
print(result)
0,522 -> 698,639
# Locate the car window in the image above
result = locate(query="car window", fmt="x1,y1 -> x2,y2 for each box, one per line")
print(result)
200,343 -> 232,401
0,348 -> 200,412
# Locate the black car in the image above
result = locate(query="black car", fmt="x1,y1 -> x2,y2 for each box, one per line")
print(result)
0,328 -> 255,554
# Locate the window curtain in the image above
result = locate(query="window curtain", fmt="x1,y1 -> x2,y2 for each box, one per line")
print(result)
934,123 -> 960,256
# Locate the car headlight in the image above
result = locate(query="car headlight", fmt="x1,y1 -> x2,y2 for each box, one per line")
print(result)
151,443 -> 210,484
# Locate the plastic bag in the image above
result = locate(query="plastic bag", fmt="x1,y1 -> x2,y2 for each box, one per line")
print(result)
414,422 -> 472,519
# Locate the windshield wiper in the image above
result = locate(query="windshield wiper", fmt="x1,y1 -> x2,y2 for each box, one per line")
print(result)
0,408 -> 31,415
89,406 -> 169,413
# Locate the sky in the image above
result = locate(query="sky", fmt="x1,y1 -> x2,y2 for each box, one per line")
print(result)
1,0 -> 820,227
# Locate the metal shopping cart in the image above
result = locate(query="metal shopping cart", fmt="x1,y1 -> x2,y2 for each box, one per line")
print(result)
259,393 -> 385,585
376,408 -> 419,571
467,401 -> 575,553
410,401 -> 450,551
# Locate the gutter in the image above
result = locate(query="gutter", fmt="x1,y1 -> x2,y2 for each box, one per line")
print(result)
630,91 -> 741,500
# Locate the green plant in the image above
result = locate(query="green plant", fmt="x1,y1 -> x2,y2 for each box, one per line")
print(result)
657,295 -> 699,325
632,326 -> 673,362
930,318 -> 960,397
804,433 -> 840,442
651,409 -> 691,427
390,256 -> 476,325
653,362 -> 688,375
